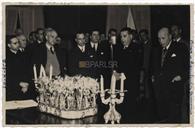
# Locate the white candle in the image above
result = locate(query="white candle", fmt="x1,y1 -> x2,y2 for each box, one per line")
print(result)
33,65 -> 37,80
100,75 -> 104,93
111,74 -> 116,94
40,65 -> 46,77
120,73 -> 126,92
49,65 -> 53,80
39,65 -> 43,78
41,65 -> 46,77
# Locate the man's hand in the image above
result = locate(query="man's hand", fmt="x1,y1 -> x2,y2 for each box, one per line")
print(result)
171,75 -> 182,83
19,82 -> 29,93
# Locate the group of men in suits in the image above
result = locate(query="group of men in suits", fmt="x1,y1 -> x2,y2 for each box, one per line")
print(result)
6,25 -> 190,123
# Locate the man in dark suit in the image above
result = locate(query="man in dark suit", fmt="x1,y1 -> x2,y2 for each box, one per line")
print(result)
139,29 -> 153,99
26,28 -> 45,60
17,34 -> 28,52
31,28 -> 67,77
28,31 -> 37,44
17,34 -> 29,64
115,27 -> 142,123
107,28 -> 120,62
6,35 -> 32,101
153,27 -> 189,123
68,32 -> 91,76
85,29 -> 110,79
27,28 -> 44,48
171,24 -> 189,50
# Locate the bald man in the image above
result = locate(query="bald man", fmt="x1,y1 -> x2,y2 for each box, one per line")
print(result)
152,27 -> 189,123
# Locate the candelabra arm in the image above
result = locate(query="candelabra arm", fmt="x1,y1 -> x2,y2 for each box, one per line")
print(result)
100,93 -> 111,105
115,92 -> 125,104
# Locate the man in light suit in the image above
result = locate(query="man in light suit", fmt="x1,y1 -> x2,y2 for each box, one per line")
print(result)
31,28 -> 67,77
153,27 -> 189,123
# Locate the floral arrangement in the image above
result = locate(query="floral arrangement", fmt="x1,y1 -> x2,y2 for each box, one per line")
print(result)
35,75 -> 99,113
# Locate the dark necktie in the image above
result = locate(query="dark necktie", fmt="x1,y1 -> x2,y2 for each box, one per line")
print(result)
92,44 -> 96,52
50,47 -> 54,54
161,48 -> 167,67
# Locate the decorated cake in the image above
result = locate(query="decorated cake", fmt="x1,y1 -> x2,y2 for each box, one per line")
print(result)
35,75 -> 99,119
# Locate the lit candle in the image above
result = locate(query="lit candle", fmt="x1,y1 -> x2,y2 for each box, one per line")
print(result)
33,64 -> 37,81
49,65 -> 53,80
120,73 -> 126,92
111,74 -> 116,94
100,75 -> 104,93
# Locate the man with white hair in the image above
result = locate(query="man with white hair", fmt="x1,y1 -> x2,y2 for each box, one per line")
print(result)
31,28 -> 67,77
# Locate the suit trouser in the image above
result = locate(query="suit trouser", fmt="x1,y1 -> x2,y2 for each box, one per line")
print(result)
155,82 -> 184,123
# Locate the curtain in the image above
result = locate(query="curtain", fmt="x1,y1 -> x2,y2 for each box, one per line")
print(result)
131,6 -> 151,37
6,7 -> 18,35
127,7 -> 136,29
18,7 -> 44,37
106,6 -> 129,34
106,6 -> 151,37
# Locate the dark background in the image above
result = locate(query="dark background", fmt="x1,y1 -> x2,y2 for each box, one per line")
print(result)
150,5 -> 190,45
43,6 -> 107,40
43,5 -> 190,43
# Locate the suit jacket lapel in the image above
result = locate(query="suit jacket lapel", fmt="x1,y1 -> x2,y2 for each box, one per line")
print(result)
163,42 -> 175,66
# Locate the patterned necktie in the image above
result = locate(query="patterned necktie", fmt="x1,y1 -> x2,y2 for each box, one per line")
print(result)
161,48 -> 167,67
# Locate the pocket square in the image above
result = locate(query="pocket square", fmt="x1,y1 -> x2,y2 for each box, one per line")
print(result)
101,52 -> 104,55
171,53 -> 176,57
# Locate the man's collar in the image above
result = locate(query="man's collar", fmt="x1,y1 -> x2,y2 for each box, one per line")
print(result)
144,40 -> 149,44
90,42 -> 98,47
46,42 -> 54,50
176,37 -> 181,42
10,49 -> 17,54
19,48 -> 24,52
166,41 -> 172,50
37,40 -> 42,44
78,45 -> 85,52
173,37 -> 181,42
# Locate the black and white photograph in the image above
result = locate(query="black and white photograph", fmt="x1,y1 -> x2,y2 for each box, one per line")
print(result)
2,2 -> 194,127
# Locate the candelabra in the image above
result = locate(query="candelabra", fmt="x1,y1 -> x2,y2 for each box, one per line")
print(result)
100,72 -> 126,124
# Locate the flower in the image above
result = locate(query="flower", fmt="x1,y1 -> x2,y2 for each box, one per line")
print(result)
35,74 -> 100,110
